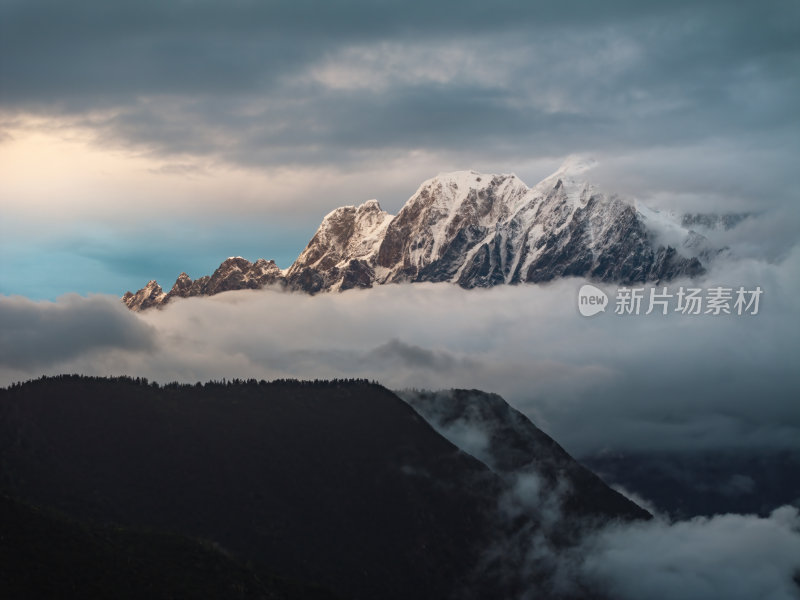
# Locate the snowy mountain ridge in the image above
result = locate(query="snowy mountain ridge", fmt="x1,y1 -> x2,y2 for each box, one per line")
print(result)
124,158 -> 708,310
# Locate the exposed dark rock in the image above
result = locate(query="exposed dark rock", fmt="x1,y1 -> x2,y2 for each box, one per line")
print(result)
125,257 -> 284,310
339,259 -> 374,291
122,280 -> 165,311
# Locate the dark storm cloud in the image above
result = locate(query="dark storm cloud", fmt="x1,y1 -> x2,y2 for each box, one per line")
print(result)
0,294 -> 156,368
2,0 -> 798,170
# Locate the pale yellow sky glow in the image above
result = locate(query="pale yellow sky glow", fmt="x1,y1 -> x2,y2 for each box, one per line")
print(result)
1,115 -> 550,227
0,116 -> 402,224
1,120 -> 155,218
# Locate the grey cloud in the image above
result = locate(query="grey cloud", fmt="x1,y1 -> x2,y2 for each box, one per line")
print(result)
580,506 -> 800,600
366,339 -> 468,372
2,242 -> 798,456
0,294 -> 156,369
2,0 -> 797,180
4,0 -> 797,289
396,385 -> 800,598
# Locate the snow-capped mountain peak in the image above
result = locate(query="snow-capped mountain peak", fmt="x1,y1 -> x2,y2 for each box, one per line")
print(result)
288,198 -> 393,280
303,162 -> 702,290
372,170 -> 532,280
123,160 -> 708,309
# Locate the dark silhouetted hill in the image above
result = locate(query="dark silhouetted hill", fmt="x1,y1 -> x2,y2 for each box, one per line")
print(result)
0,492 -> 341,600
1,376 -> 647,599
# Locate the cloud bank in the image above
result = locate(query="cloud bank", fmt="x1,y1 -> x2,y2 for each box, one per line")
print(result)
581,506 -> 800,600
395,389 -> 800,599
0,293 -> 155,368
2,247 -> 798,457
3,1 -> 797,170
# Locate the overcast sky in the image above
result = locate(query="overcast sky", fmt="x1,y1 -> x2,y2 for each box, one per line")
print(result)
2,6 -> 800,589
1,0 -> 798,298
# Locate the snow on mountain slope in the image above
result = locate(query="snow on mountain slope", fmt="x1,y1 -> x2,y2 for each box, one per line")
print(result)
374,171 -> 531,285
123,157 -> 707,309
286,199 -> 393,292
365,157 -> 703,290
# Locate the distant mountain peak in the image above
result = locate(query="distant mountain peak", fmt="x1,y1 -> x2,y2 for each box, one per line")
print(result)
123,160 -> 708,310
122,280 -> 165,311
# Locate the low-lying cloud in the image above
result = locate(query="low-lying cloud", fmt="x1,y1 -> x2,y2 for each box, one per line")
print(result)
2,246 -> 798,457
397,388 -> 800,599
0,293 -> 156,369
581,506 -> 800,600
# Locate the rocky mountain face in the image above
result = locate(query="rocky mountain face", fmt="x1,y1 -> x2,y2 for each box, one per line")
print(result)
0,376 -> 648,600
367,163 -> 703,288
285,199 -> 393,294
121,279 -> 166,312
123,256 -> 283,310
123,159 -> 706,310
